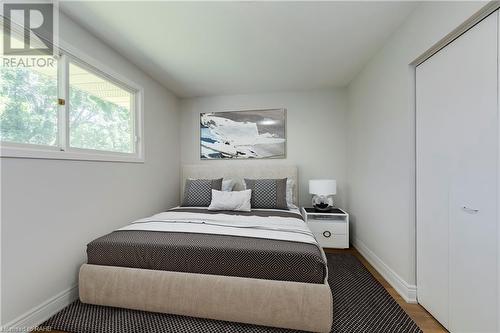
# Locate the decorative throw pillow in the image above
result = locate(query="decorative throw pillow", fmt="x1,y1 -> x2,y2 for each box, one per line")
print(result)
222,179 -> 234,191
244,178 -> 288,210
208,189 -> 251,211
286,178 -> 298,209
182,178 -> 223,207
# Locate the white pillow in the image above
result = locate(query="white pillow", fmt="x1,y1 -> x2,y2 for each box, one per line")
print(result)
222,179 -> 234,191
208,189 -> 251,211
286,179 -> 298,209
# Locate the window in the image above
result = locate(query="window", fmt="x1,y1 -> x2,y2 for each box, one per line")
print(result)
1,55 -> 59,147
0,32 -> 143,162
68,61 -> 135,154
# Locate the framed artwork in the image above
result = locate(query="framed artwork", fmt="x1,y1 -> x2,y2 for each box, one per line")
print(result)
200,108 -> 286,159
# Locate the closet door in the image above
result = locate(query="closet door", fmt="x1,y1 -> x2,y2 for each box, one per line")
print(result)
416,11 -> 498,332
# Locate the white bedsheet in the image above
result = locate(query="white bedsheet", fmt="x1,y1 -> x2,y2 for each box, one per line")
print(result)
120,208 -> 316,245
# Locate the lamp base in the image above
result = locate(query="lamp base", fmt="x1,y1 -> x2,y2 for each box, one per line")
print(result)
311,195 -> 334,212
313,204 -> 333,212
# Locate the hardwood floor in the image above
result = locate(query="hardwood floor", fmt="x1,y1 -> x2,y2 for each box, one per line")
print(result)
324,248 -> 447,333
46,247 -> 446,333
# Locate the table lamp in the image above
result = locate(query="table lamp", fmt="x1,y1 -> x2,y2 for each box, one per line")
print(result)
309,179 -> 337,212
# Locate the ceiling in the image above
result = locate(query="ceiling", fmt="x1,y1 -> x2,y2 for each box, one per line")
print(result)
61,1 -> 418,98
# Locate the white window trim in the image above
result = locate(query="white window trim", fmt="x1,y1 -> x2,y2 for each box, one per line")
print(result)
0,36 -> 145,163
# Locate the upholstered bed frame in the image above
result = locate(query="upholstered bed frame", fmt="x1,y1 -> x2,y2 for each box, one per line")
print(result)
79,165 -> 333,333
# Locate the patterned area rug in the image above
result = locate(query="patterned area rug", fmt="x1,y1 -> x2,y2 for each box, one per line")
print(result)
42,253 -> 422,333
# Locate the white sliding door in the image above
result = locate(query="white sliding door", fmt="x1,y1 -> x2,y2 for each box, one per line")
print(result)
416,11 -> 499,333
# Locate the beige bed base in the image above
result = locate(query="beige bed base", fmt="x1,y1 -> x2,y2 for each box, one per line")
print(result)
79,264 -> 333,333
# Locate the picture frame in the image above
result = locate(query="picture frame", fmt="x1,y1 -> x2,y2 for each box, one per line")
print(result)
200,108 -> 286,160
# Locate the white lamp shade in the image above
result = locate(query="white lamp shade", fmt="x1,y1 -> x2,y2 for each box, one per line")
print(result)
309,179 -> 337,196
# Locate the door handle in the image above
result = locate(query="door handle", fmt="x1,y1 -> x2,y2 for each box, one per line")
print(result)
462,206 -> 479,214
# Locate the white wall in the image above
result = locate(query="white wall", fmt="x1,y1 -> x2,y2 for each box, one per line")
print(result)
1,3 -> 489,324
347,1 -> 486,289
180,89 -> 347,207
0,12 -> 180,325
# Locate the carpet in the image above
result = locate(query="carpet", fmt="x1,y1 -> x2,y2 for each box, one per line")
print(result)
42,253 -> 422,332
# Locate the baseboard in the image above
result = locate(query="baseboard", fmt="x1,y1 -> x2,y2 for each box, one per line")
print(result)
353,239 -> 417,303
4,285 -> 78,330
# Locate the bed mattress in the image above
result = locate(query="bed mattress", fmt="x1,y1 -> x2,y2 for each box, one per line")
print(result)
87,208 -> 326,283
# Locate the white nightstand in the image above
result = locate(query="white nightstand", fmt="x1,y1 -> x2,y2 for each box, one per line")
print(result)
301,207 -> 349,249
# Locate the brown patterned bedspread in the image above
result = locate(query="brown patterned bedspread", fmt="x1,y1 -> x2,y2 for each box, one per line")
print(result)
86,208 -> 326,283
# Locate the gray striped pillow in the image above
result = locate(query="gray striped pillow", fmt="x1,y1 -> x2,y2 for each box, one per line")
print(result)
244,178 -> 288,210
182,178 -> 223,207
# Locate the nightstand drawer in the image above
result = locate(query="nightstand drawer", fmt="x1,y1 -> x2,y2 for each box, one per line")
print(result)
308,221 -> 347,235
311,229 -> 349,248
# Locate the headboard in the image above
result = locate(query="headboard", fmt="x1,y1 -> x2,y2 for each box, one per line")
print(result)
181,164 -> 299,205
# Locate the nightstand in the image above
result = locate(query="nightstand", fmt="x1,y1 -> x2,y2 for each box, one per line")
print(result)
301,207 -> 349,249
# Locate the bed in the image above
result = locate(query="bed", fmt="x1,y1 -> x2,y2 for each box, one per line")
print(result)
79,165 -> 333,333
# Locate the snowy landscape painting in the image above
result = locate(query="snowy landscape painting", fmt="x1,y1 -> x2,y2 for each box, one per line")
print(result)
200,109 -> 286,159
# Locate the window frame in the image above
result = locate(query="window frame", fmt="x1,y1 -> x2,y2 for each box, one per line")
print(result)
0,37 -> 145,163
